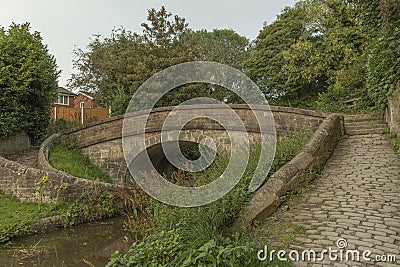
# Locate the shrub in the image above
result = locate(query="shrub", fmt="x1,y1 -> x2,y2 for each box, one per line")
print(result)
0,23 -> 58,143
366,27 -> 400,109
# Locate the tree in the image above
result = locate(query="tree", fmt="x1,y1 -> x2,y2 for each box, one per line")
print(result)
185,29 -> 249,68
245,0 -> 371,110
70,7 -> 193,112
0,23 -> 59,142
151,29 -> 251,106
244,3 -> 310,106
69,7 -> 251,114
69,29 -> 148,110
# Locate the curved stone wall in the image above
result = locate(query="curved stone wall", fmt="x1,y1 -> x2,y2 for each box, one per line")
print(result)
0,104 -> 332,203
0,154 -> 122,203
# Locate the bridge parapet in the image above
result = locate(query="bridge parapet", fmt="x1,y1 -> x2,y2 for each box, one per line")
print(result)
51,105 -> 329,184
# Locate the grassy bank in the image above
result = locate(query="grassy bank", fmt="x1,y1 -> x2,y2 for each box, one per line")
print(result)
107,130 -> 311,267
49,145 -> 112,183
46,119 -> 113,183
0,186 -> 121,243
0,192 -> 64,243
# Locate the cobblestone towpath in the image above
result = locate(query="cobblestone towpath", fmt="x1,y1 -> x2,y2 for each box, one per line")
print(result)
3,147 -> 38,168
255,115 -> 400,266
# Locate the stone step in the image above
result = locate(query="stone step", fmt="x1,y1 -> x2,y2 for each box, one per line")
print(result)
343,113 -> 386,134
344,118 -> 385,125
343,114 -> 384,123
344,122 -> 387,129
345,127 -> 387,135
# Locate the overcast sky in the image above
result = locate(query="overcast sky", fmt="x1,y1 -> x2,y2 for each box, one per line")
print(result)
1,0 -> 297,87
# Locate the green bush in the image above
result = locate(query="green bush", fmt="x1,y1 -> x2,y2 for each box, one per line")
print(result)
0,23 -> 58,143
62,189 -> 117,227
366,27 -> 400,109
107,231 -> 287,267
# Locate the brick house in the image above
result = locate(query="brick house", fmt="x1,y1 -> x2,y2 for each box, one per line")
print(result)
53,87 -> 76,108
53,87 -> 97,108
52,87 -> 108,123
74,91 -> 95,108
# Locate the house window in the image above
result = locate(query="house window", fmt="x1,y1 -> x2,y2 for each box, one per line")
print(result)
56,95 -> 69,105
80,102 -> 84,108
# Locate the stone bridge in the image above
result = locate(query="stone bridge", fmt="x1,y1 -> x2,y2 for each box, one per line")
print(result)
1,102 -> 399,266
51,105 -> 329,185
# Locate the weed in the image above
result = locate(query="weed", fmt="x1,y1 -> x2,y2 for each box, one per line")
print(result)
35,175 -> 49,213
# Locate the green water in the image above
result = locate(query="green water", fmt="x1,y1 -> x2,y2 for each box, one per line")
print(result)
0,216 -> 134,267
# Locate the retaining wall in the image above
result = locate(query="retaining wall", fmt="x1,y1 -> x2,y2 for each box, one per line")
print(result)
0,131 -> 31,156
0,153 -> 124,203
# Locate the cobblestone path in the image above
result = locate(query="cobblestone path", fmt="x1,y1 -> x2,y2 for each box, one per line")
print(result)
256,116 -> 400,266
4,147 -> 38,168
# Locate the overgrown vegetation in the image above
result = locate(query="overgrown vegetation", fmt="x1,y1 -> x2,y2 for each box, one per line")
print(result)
245,0 -> 399,112
49,144 -> 112,183
389,133 -> 400,157
366,19 -> 400,109
107,130 -> 311,266
69,7 -> 250,115
45,119 -> 81,139
0,23 -> 58,143
62,186 -> 120,227
0,184 -> 121,243
3,1 -> 399,265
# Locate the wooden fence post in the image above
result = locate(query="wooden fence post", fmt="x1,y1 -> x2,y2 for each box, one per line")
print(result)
81,105 -> 84,124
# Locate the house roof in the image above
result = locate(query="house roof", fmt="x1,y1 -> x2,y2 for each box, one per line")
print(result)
58,87 -> 76,96
77,91 -> 94,99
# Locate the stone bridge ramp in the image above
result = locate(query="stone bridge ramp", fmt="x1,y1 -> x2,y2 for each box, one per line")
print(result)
255,115 -> 400,266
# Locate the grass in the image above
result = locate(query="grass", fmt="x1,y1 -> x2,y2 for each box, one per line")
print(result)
49,145 -> 112,183
0,192 -> 64,243
107,130 -> 311,267
1,128 -> 117,243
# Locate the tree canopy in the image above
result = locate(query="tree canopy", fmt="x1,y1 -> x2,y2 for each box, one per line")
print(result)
0,23 -> 59,142
70,2 -> 399,113
245,0 -> 371,109
69,7 -> 250,115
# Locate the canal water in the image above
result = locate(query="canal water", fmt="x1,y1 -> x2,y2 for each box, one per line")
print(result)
0,216 -> 134,267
